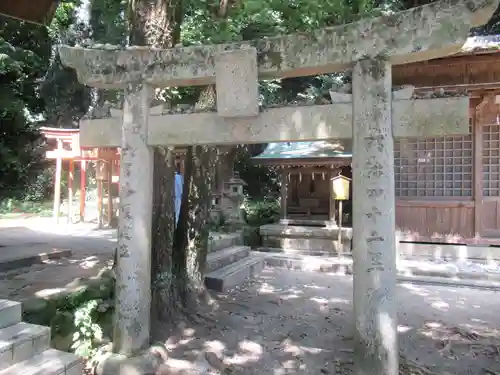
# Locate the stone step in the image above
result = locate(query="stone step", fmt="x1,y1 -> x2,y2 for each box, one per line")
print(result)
0,322 -> 50,371
205,254 -> 265,292
263,253 -> 500,289
0,348 -> 83,375
0,301 -> 21,330
206,245 -> 250,273
258,247 -> 351,257
208,232 -> 242,252
264,253 -> 353,274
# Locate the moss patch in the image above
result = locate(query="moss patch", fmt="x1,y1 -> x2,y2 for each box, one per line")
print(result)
22,269 -> 116,353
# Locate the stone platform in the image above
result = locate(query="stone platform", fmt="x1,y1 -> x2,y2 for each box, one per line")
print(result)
260,223 -> 352,255
260,222 -> 500,263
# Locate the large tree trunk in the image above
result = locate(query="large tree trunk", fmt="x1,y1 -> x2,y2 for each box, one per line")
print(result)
155,117 -> 217,323
168,86 -> 218,314
127,0 -> 183,327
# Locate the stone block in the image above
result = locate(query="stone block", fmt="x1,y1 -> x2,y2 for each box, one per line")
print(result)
205,254 -> 264,292
0,322 -> 50,371
215,48 -> 259,118
206,246 -> 250,273
0,349 -> 82,375
0,300 -> 21,329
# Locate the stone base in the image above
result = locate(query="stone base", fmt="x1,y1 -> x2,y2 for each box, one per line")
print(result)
259,224 -> 500,263
397,241 -> 500,262
96,351 -> 162,375
262,253 -> 500,290
260,224 -> 352,255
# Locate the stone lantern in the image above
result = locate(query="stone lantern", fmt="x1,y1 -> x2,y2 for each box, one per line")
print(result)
221,171 -> 247,228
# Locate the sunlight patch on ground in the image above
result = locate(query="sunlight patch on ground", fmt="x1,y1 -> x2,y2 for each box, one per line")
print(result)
78,256 -> 101,269
34,287 -> 67,298
203,340 -> 226,356
398,325 -> 413,333
430,300 -> 450,310
226,340 -> 263,365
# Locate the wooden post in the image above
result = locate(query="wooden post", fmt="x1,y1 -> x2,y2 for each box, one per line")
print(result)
329,170 -> 336,225
473,96 -> 487,240
53,139 -> 63,223
97,160 -> 104,228
280,168 -> 288,220
337,200 -> 343,247
67,160 -> 74,224
80,160 -> 87,222
107,160 -> 113,226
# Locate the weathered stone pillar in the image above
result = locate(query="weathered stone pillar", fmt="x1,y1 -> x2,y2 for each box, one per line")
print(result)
351,58 -> 398,375
113,82 -> 154,356
280,168 -> 288,220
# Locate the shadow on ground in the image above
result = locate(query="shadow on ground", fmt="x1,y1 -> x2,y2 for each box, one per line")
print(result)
153,268 -> 500,375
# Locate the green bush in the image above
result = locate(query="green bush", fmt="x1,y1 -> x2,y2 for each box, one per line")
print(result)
23,274 -> 115,361
243,198 -> 280,227
242,226 -> 261,248
0,199 -> 52,216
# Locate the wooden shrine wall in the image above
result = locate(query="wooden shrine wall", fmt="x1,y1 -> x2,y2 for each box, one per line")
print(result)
395,95 -> 500,243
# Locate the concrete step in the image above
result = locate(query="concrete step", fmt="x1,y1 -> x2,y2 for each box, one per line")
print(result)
0,322 -> 50,371
0,301 -> 21,330
205,254 -> 265,292
206,245 -> 250,273
0,348 -> 83,375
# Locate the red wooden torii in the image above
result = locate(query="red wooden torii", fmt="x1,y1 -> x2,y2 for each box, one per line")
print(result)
40,127 -> 120,224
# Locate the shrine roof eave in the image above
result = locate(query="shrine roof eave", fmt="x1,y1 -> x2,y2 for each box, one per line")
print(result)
40,127 -> 80,136
0,0 -> 59,25
253,157 -> 352,167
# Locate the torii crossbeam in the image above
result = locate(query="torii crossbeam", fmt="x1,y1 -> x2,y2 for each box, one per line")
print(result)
79,96 -> 469,147
59,0 -> 498,374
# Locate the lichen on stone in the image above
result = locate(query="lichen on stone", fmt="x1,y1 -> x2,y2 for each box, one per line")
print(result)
58,0 -> 498,89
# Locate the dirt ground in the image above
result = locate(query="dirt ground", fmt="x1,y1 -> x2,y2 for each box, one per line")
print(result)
156,268 -> 500,375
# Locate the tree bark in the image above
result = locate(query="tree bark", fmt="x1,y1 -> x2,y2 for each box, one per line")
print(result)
171,85 -> 218,311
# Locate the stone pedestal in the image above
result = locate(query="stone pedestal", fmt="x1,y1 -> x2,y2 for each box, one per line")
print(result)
352,59 -> 398,375
113,83 -> 154,356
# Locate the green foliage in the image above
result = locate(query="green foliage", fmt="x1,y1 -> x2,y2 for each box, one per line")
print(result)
243,198 -> 280,227
41,0 -> 92,126
0,17 -> 52,200
23,275 -> 115,361
23,167 -> 55,202
0,199 -> 52,216
234,145 -> 279,200
207,213 -> 232,233
90,0 -> 127,44
71,300 -> 104,358
242,225 -> 262,249
242,198 -> 280,248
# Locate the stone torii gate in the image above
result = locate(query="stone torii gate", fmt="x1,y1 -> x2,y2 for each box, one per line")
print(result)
59,0 -> 497,373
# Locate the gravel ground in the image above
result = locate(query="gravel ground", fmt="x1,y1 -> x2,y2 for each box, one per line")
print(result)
156,268 -> 500,375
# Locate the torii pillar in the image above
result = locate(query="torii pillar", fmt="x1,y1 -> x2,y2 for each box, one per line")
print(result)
58,0 -> 498,370
351,58 -> 397,374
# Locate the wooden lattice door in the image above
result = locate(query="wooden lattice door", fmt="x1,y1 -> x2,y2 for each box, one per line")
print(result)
481,120 -> 500,237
